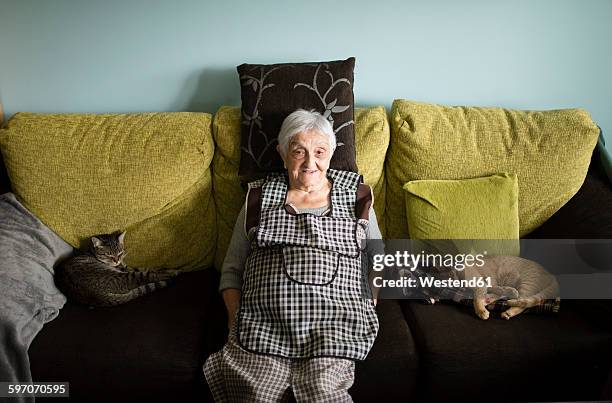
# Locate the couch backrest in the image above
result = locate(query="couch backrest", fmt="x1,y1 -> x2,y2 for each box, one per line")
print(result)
0,101 -> 602,273
0,112 -> 216,272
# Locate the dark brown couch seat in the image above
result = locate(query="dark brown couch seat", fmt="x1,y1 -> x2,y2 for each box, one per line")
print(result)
28,272 -> 420,403
401,300 -> 612,402
352,299 -> 420,403
29,269 -> 226,403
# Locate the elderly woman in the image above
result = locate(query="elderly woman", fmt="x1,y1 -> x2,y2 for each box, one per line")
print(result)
204,109 -> 383,402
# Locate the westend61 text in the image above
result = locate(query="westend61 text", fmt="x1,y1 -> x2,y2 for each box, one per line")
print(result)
372,276 -> 493,289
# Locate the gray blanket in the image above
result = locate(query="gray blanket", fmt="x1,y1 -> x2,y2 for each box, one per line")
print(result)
0,193 -> 72,401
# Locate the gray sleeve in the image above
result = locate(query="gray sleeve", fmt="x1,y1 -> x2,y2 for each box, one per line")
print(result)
366,207 -> 383,240
365,207 -> 385,273
218,204 -> 251,292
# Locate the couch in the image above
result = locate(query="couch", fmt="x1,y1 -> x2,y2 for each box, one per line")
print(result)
0,101 -> 611,403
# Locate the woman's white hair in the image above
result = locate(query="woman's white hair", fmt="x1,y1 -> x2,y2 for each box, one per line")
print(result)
277,109 -> 336,156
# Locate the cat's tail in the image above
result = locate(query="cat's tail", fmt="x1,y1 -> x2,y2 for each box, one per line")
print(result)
102,280 -> 173,306
124,269 -> 177,289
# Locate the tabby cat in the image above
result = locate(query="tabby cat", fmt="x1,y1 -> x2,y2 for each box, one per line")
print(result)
55,231 -> 177,307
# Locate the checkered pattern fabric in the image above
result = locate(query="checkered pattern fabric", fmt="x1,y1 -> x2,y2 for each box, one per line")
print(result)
258,209 -> 363,256
408,266 -> 561,314
238,169 -> 378,360
204,326 -> 355,402
282,246 -> 339,285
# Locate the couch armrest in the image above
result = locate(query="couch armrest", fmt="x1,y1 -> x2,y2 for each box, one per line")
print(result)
527,146 -> 612,239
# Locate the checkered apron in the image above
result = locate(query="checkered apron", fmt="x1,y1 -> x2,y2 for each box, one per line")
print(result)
237,169 -> 379,360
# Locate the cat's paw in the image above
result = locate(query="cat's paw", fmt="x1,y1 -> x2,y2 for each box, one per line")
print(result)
166,269 -> 180,277
156,271 -> 177,281
153,268 -> 180,278
474,297 -> 490,320
475,306 -> 490,320
155,267 -> 180,276
477,309 -> 490,320
502,306 -> 525,319
129,267 -> 146,272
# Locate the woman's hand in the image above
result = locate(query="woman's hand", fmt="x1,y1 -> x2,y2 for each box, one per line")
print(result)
222,288 -> 242,330
368,269 -> 380,308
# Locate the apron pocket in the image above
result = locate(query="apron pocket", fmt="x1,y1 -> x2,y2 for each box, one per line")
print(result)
282,246 -> 339,285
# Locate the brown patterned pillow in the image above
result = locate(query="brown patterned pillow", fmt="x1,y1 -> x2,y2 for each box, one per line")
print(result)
237,57 -> 357,179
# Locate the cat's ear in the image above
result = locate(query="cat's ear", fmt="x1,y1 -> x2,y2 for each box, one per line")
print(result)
91,237 -> 103,248
118,231 -> 126,244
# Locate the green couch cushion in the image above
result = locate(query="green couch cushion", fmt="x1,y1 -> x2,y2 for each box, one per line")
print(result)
212,106 -> 390,270
354,106 -> 390,237
403,173 -> 520,256
387,99 -> 600,238
211,107 -> 245,272
0,112 -> 216,272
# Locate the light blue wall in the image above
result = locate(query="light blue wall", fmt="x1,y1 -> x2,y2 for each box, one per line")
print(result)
1,0 -> 611,149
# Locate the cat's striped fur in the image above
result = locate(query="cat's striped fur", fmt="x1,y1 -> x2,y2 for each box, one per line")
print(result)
55,231 -> 177,307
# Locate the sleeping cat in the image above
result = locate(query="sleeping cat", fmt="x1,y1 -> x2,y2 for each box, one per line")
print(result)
55,231 -> 177,307
431,255 -> 559,320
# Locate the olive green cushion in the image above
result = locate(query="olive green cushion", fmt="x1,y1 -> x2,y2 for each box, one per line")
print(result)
212,106 -> 390,270
354,106 -> 390,237
0,112 -> 216,272
211,107 -> 244,272
387,99 -> 600,239
403,173 -> 520,256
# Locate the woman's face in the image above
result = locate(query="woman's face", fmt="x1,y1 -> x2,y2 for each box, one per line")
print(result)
278,130 -> 333,191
